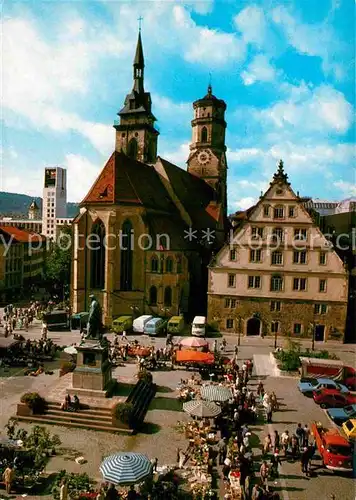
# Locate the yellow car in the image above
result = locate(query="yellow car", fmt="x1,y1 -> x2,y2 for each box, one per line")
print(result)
342,418 -> 356,440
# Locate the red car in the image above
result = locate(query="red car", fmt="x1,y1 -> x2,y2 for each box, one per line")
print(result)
344,375 -> 356,391
313,389 -> 356,409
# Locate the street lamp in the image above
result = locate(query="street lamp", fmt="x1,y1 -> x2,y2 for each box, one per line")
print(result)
274,324 -> 278,350
236,316 -> 242,346
312,322 -> 316,351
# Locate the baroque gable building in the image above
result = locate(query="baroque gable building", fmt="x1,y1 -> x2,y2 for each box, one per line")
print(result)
71,33 -> 229,324
208,161 -> 348,341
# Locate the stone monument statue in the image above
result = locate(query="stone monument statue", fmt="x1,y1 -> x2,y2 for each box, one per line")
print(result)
86,294 -> 102,341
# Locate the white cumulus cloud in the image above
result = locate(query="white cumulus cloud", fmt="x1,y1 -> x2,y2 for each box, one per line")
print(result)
241,54 -> 277,85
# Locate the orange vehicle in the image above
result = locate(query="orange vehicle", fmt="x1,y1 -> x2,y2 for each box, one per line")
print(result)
311,421 -> 353,473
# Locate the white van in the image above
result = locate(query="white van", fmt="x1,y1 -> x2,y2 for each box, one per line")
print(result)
191,316 -> 206,337
132,315 -> 153,334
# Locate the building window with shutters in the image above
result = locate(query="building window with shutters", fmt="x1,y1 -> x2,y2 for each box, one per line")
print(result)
272,227 -> 284,243
228,274 -> 236,287
263,205 -> 270,217
270,301 -> 281,312
250,249 -> 262,262
151,256 -> 159,273
293,250 -> 307,264
319,279 -> 327,292
271,251 -> 283,265
270,275 -> 283,291
251,227 -> 264,238
319,252 -> 327,265
226,318 -> 234,329
225,298 -> 237,308
273,205 -> 285,219
229,249 -> 237,261
294,228 -> 307,240
314,303 -> 328,315
248,276 -> 261,289
288,206 -> 296,217
293,278 -> 307,291
165,257 -> 173,273
293,323 -> 302,335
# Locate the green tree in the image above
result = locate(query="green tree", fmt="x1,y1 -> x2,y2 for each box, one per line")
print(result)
44,226 -> 72,287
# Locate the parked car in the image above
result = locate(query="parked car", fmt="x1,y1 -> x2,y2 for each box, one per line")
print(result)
112,315 -> 133,334
132,315 -> 153,334
327,404 -> 356,426
298,377 -> 349,397
313,389 -> 356,409
144,317 -> 168,336
191,316 -> 206,337
342,419 -> 356,440
344,375 -> 356,391
311,421 -> 353,473
167,315 -> 185,335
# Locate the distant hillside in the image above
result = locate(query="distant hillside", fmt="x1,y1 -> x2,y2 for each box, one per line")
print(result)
0,192 -> 79,218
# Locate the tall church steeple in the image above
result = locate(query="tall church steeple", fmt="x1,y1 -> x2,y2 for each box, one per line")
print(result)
187,85 -> 228,219
114,31 -> 159,164
133,32 -> 144,94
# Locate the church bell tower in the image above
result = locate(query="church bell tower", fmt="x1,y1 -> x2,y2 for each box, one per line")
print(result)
114,31 -> 159,164
187,85 -> 227,218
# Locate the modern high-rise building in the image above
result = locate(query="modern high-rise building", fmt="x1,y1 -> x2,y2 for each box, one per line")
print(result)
42,167 -> 67,238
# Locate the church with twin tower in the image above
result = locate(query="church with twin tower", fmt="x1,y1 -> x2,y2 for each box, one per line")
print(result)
71,31 -> 230,324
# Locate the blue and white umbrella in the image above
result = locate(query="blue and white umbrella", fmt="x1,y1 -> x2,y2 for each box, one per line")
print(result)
100,452 -> 152,485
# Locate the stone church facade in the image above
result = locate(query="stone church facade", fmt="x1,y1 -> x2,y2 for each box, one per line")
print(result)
207,162 -> 348,341
71,33 -> 229,325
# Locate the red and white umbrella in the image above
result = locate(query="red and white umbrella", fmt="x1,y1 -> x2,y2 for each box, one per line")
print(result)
179,337 -> 208,348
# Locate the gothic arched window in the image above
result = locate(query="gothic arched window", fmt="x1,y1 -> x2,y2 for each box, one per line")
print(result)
165,257 -> 173,273
164,286 -> 172,307
151,255 -> 159,272
149,286 -> 157,305
120,219 -> 133,290
127,138 -> 138,160
201,126 -> 208,143
90,219 -> 105,289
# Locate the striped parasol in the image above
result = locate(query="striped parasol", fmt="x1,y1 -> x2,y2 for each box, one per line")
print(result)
201,384 -> 232,402
100,452 -> 152,485
183,399 -> 222,418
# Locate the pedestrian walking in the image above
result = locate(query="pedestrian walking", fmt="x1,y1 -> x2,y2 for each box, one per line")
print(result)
281,430 -> 290,457
259,460 -> 269,490
273,430 -> 280,452
263,434 -> 272,456
3,465 -> 14,494
300,447 -> 310,476
296,423 -> 305,449
266,402 -> 273,423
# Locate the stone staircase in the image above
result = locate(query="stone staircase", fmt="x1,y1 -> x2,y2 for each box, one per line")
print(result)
16,381 -> 156,434
16,401 -> 120,433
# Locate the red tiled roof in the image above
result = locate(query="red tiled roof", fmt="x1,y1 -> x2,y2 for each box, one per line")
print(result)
0,226 -> 44,243
81,152 -> 177,212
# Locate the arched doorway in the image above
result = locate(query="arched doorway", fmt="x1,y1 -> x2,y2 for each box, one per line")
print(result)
247,317 -> 261,336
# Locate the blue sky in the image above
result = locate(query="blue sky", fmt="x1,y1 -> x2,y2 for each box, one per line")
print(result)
1,0 -> 355,211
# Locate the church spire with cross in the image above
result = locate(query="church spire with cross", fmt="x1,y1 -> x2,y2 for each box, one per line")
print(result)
133,29 -> 144,94
114,26 -> 159,164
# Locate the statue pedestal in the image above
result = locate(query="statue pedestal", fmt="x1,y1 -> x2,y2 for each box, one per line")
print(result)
67,340 -> 112,398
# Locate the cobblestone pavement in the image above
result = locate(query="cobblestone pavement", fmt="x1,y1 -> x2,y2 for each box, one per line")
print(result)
0,317 -> 355,499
